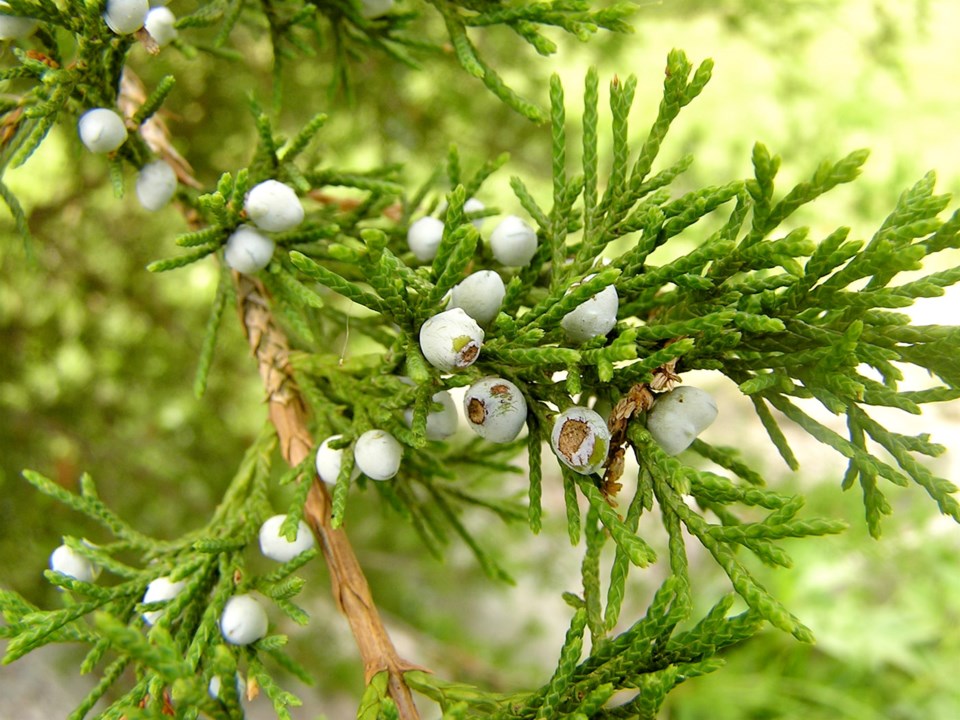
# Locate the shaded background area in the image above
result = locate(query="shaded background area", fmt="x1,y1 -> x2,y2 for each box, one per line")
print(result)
2,0 -> 960,717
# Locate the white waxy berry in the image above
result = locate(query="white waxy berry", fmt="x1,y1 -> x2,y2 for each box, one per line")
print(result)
490,215 -> 538,267
645,386 -> 718,456
144,6 -> 177,46
244,180 -> 304,232
360,0 -> 394,18
0,2 -> 38,39
551,406 -> 611,475
103,0 -> 149,35
220,594 -> 268,646
78,108 -> 128,154
224,225 -> 275,274
142,576 -> 186,625
258,514 -> 315,563
463,198 -> 486,229
560,278 -> 619,343
354,429 -> 403,481
316,434 -> 361,484
419,307 -> 484,372
49,544 -> 97,583
464,378 -> 527,443
449,270 -> 505,326
407,216 -> 445,263
136,160 -> 177,211
209,673 -> 245,701
436,196 -> 484,228
404,390 -> 458,440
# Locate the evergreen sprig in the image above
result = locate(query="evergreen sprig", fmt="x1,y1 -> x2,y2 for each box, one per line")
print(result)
267,50 -> 960,715
3,426 -> 321,719
4,0 -> 960,716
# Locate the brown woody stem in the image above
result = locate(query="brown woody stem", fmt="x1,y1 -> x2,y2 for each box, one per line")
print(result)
236,274 -> 423,720
121,62 -> 422,720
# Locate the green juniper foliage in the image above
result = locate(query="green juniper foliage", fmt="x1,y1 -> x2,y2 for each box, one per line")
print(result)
2,2 -> 960,719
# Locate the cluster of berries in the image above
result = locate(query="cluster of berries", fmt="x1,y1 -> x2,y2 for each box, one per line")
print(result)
27,0 -> 727,706
224,180 -> 304,273
47,512 -> 317,657
78,99 -> 303,259
281,199 -> 716,481
79,90 -> 300,272
62,1 -> 179,214
415,212 -> 618,380
216,514 -> 318,646
409,206 -> 538,267
103,0 -> 177,42
316,430 -> 402,484
315,380 -> 718,485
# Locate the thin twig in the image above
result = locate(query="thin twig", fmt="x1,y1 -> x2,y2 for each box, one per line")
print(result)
118,69 -> 203,189
236,274 -> 424,720
119,69 -> 422,713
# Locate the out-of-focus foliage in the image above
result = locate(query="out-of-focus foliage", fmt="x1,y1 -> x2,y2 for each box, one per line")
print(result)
0,138 -> 260,597
662,482 -> 960,720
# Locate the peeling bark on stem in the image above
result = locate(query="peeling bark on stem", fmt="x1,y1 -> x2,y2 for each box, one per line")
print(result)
236,274 -> 423,720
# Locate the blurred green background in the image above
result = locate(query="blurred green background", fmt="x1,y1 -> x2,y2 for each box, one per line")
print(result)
2,0 -> 960,717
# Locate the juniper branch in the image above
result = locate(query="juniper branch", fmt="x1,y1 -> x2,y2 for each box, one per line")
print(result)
234,274 -> 423,720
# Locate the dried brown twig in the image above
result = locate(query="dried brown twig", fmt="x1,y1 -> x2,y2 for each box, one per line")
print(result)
117,73 -> 422,713
118,69 -> 202,189
236,274 -> 424,720
602,350 -> 682,496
